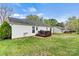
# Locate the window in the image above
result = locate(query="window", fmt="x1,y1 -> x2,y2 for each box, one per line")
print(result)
32,26 -> 35,33
36,27 -> 38,30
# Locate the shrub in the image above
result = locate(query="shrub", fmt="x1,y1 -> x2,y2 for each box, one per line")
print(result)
76,27 -> 79,34
0,21 -> 12,40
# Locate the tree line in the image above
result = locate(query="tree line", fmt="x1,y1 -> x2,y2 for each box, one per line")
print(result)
26,15 -> 79,34
26,15 -> 64,27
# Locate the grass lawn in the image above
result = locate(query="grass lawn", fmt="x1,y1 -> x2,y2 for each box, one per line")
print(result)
0,34 -> 79,56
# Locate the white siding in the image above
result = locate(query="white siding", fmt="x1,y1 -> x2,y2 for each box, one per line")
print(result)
52,27 -> 63,33
12,25 -> 51,38
12,25 -> 36,38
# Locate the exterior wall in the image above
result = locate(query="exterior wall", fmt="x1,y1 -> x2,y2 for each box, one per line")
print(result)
12,25 -> 50,38
12,25 -> 36,38
1,23 -> 63,39
52,27 -> 63,33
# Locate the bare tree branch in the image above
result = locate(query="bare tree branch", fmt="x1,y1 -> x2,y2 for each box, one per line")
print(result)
0,4 -> 13,24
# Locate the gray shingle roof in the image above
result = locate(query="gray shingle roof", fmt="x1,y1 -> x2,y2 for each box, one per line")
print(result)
8,17 -> 49,26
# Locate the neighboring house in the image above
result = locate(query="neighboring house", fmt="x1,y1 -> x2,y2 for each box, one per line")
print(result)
52,27 -> 64,33
8,17 -> 50,38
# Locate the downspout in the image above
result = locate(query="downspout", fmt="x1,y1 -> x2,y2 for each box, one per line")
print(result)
50,26 -> 52,35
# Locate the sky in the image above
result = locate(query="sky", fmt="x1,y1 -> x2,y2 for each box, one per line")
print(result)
0,3 -> 79,22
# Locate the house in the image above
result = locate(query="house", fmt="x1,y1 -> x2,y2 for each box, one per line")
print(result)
8,17 -> 51,38
0,17 -> 63,39
52,27 -> 64,33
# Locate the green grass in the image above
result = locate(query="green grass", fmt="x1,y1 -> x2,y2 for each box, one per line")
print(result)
0,34 -> 79,56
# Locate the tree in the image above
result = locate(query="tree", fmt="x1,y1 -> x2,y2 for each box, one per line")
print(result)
0,21 -> 12,39
0,4 -> 13,39
44,18 -> 58,26
0,4 -> 13,24
76,19 -> 79,34
56,22 -> 65,28
44,18 -> 58,33
26,15 -> 41,21
65,16 -> 79,33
